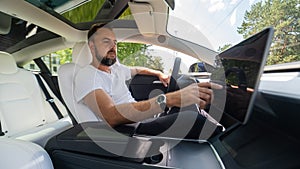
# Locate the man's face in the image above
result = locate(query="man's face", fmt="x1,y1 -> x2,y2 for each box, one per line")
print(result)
90,28 -> 117,65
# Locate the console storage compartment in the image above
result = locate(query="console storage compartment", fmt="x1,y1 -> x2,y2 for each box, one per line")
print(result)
45,122 -> 224,169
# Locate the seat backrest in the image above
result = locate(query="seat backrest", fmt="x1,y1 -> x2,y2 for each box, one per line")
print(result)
72,41 -> 93,67
0,51 -> 72,146
58,42 -> 100,123
0,138 -> 54,169
58,63 -> 100,123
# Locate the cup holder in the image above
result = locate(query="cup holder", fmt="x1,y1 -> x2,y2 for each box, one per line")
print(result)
144,153 -> 163,164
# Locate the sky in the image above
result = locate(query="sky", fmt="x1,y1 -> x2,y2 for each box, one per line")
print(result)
168,0 -> 260,51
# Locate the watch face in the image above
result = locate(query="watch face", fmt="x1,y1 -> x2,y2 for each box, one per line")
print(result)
157,94 -> 167,110
157,95 -> 165,103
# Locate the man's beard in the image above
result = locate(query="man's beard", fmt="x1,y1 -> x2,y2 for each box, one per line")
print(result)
94,46 -> 116,66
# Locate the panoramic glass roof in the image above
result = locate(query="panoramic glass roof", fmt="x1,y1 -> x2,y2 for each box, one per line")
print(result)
0,0 -> 130,52
25,0 -> 130,24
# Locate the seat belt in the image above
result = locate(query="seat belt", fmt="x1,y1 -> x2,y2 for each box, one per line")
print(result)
33,58 -> 78,125
34,74 -> 64,119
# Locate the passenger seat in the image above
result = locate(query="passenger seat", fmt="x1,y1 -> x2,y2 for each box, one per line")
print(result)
0,51 -> 72,147
0,138 -> 54,169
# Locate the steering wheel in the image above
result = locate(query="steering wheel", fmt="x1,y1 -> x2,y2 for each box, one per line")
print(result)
165,57 -> 200,115
159,57 -> 181,115
167,57 -> 181,93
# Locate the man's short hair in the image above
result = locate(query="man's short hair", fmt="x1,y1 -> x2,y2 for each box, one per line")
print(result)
87,23 -> 112,40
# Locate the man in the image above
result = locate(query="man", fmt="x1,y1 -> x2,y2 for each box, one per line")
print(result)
74,23 -> 223,139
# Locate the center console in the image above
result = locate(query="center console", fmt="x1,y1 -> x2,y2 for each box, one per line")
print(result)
45,122 -> 224,169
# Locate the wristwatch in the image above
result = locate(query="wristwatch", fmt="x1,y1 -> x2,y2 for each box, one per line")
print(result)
156,94 -> 167,111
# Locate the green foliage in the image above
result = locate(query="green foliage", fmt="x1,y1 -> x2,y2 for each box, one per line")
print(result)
218,44 -> 232,52
237,0 -> 300,65
117,42 -> 148,62
121,53 -> 164,71
62,0 -> 105,23
119,8 -> 134,20
55,48 -> 72,64
118,43 -> 164,71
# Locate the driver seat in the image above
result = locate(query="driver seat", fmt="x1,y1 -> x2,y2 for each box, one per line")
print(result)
58,42 -> 101,123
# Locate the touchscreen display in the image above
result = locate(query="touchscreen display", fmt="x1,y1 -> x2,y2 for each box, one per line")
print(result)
214,28 -> 273,124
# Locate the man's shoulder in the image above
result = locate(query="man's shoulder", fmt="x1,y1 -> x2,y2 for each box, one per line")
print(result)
76,65 -> 97,79
80,65 -> 98,73
112,62 -> 130,71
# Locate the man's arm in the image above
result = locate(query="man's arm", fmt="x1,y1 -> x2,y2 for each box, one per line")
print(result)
130,66 -> 169,87
83,82 -> 221,127
83,88 -> 165,127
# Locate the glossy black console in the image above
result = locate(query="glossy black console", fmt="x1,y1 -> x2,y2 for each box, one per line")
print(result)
45,122 -> 223,169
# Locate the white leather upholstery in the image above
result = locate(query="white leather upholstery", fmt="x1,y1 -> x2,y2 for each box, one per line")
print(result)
0,52 -> 72,147
58,42 -> 100,123
0,51 -> 18,74
72,41 -> 93,67
0,138 -> 54,169
58,63 -> 100,123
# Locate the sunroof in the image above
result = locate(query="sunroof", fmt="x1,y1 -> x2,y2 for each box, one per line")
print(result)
60,0 -> 106,23
25,0 -> 125,24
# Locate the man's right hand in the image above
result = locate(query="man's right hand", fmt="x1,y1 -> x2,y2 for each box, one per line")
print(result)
166,82 -> 223,109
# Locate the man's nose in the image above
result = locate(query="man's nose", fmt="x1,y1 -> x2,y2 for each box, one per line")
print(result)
111,42 -> 116,48
109,41 -> 117,49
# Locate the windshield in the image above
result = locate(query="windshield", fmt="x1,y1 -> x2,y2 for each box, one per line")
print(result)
168,0 -> 259,51
167,0 -> 300,66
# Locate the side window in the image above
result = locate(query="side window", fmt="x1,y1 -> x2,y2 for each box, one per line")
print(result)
23,48 -> 72,75
118,43 -> 199,74
24,61 -> 40,72
29,63 -> 37,70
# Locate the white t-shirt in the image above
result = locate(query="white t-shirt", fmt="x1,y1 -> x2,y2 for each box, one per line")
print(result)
74,62 -> 136,105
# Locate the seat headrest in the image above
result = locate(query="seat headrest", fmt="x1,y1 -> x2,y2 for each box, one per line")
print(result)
72,42 -> 93,67
0,51 -> 18,74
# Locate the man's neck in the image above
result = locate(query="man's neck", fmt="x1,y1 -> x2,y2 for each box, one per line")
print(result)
91,59 -> 111,73
98,64 -> 111,73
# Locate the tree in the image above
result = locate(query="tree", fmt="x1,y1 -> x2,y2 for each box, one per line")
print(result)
119,44 -> 164,71
237,0 -> 299,65
117,42 -> 149,62
56,48 -> 72,65
62,0 -> 105,23
218,44 -> 232,52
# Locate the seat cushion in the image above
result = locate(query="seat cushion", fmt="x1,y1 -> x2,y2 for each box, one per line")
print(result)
0,138 -> 54,169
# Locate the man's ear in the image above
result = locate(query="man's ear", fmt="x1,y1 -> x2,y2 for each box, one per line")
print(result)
88,41 -> 94,49
88,41 -> 95,55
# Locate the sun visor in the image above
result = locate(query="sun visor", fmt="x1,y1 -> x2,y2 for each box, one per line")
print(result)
128,2 -> 155,36
0,12 -> 11,34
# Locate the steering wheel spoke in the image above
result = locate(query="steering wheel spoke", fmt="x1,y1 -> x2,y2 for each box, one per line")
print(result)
167,57 -> 181,93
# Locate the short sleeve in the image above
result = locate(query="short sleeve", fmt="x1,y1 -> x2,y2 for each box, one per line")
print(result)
74,66 -> 104,102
